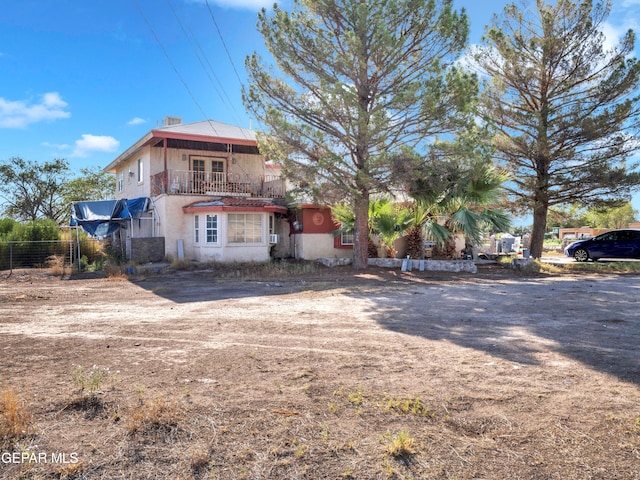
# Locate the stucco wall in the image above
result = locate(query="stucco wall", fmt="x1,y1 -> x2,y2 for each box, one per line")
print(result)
152,195 -> 191,259
115,146 -> 152,199
150,148 -> 268,178
293,233 -> 353,260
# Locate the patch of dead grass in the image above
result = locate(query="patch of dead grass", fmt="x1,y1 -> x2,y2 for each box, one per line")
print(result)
0,385 -> 32,446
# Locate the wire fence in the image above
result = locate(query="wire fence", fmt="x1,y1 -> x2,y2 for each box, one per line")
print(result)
0,239 -> 104,273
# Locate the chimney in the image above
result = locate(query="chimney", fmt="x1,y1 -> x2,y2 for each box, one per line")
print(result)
162,116 -> 182,127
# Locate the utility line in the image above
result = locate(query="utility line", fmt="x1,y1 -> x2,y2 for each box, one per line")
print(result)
131,0 -> 219,136
166,0 -> 244,127
204,0 -> 245,89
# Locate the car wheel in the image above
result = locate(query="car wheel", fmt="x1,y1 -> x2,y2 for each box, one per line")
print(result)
573,248 -> 589,262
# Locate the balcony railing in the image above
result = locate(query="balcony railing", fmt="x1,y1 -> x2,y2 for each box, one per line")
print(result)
151,170 -> 286,198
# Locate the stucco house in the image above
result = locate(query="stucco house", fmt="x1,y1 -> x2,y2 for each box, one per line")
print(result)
103,117 -> 352,263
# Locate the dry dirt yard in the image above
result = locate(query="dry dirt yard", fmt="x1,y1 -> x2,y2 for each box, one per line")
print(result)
1,264 -> 640,480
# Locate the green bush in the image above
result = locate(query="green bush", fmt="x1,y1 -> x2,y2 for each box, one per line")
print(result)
0,219 -> 63,270
0,218 -> 17,238
6,219 -> 60,242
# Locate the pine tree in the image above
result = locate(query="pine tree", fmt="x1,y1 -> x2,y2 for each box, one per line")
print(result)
474,0 -> 640,258
244,0 -> 476,268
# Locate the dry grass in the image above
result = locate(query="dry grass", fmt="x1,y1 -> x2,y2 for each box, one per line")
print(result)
382,430 -> 417,457
0,386 -> 32,446
125,395 -> 181,436
104,263 -> 128,280
3,266 -> 640,479
169,259 -> 325,280
46,255 -> 71,277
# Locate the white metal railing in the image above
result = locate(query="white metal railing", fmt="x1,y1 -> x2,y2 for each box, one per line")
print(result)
152,170 -> 286,198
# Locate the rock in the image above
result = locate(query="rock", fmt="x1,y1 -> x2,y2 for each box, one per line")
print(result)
511,258 -> 534,270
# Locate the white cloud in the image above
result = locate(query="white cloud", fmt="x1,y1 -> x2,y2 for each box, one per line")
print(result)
0,92 -> 70,128
72,134 -> 120,157
600,22 -> 620,52
127,117 -> 146,126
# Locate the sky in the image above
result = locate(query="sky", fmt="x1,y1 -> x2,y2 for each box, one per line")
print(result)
1,0 -> 640,214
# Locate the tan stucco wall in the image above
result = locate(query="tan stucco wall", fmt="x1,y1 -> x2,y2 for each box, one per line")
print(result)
115,146 -> 152,199
151,195 -> 191,259
293,233 -> 352,260
149,148 -> 267,178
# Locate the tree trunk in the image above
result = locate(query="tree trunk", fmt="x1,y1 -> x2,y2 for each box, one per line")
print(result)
530,197 -> 548,259
352,193 -> 370,269
406,226 -> 424,259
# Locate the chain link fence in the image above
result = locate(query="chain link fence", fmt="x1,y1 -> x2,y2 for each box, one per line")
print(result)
0,238 -> 104,274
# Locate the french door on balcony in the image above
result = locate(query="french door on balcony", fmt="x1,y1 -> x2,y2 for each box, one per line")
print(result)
192,157 -> 225,194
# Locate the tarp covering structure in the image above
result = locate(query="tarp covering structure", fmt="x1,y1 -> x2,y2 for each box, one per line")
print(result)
70,197 -> 151,236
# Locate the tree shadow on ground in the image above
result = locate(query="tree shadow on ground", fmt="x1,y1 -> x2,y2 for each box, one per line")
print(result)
359,273 -> 640,385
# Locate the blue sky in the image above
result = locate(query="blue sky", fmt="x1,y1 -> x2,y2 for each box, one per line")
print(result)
1,0 -> 640,213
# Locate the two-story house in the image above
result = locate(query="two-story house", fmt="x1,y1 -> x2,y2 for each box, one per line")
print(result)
103,117 -> 290,263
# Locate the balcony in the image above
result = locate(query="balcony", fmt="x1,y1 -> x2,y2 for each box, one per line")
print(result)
151,170 -> 286,198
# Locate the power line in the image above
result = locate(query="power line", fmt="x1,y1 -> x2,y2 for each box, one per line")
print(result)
204,0 -> 245,89
131,0 -> 219,136
166,0 -> 244,127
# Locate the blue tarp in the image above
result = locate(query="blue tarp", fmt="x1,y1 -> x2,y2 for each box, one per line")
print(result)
70,197 -> 150,236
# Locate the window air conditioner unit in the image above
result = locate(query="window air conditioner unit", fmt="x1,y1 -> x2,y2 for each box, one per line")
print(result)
269,234 -> 279,244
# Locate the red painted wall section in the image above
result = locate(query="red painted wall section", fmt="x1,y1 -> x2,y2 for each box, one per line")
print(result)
291,205 -> 353,250
301,207 -> 336,234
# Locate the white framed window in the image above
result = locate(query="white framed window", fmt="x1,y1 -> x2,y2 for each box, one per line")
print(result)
228,213 -> 263,244
194,215 -> 200,243
137,158 -> 143,183
206,214 -> 218,244
118,172 -> 124,192
341,232 -> 354,245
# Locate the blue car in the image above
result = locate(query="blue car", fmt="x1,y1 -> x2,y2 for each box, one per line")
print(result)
564,229 -> 640,262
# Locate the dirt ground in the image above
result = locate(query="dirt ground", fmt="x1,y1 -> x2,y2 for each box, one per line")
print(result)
1,264 -> 640,479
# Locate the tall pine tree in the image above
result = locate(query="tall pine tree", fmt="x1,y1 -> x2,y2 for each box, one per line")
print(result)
474,0 -> 640,258
244,0 -> 477,268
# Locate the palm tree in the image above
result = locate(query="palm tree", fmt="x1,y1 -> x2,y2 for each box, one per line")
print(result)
333,163 -> 511,261
370,200 -> 411,258
405,201 -> 448,259
407,162 -> 511,259
332,197 -> 411,258
433,163 -> 511,258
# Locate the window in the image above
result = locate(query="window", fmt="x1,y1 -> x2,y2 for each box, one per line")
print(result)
137,158 -> 143,183
341,232 -> 354,245
193,159 -> 205,174
211,160 -> 224,173
206,215 -> 218,244
118,172 -> 124,192
194,215 -> 200,243
228,213 -> 263,244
